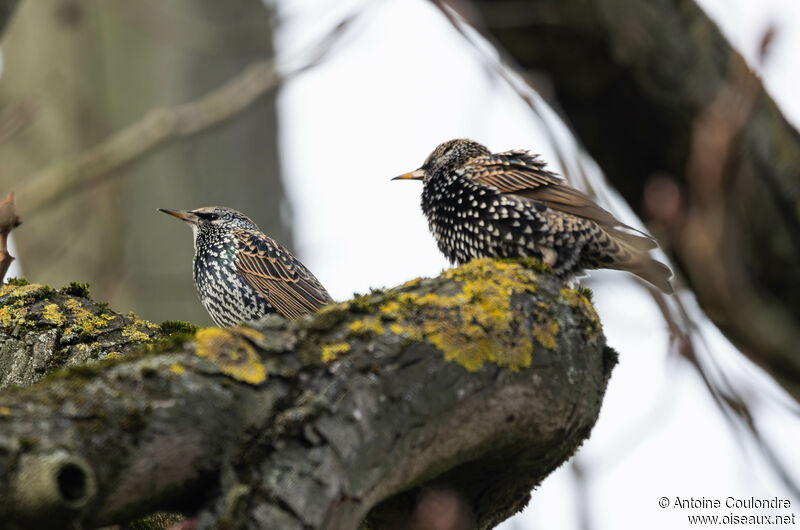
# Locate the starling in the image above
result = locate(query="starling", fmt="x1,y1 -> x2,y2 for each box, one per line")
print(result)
393,139 -> 674,294
159,206 -> 332,326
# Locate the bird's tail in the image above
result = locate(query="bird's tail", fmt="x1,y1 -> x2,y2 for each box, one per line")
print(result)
607,228 -> 674,294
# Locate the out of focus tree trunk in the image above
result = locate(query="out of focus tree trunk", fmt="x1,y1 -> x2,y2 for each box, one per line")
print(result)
0,0 -> 19,34
0,0 -> 287,326
452,0 -> 800,401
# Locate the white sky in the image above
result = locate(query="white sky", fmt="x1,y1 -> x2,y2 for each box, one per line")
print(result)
275,0 -> 800,529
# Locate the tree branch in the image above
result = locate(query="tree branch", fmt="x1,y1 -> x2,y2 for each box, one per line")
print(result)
0,259 -> 614,529
446,0 -> 800,402
14,60 -> 280,218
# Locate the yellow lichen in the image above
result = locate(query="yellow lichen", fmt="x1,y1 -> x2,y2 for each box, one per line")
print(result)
560,287 -> 602,338
0,306 -> 27,328
379,300 -> 402,319
63,298 -> 116,335
42,304 -> 64,325
169,363 -> 186,374
321,343 -> 351,362
379,258 -> 543,372
122,324 -> 152,343
0,283 -> 44,298
533,319 -> 560,349
347,316 -> 385,337
0,406 -> 10,416
194,327 -> 266,385
105,352 -> 122,359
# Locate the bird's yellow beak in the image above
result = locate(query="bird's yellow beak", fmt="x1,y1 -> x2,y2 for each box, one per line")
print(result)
158,208 -> 200,224
392,169 -> 425,181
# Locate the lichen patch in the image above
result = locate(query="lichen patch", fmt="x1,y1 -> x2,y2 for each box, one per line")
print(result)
63,298 -> 116,335
560,287 -> 602,339
321,342 -> 351,362
0,282 -> 45,299
378,258 -> 544,372
42,304 -> 65,325
194,327 -> 266,385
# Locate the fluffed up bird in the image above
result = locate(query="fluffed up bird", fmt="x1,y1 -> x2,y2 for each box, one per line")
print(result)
160,206 -> 333,326
393,139 -> 674,294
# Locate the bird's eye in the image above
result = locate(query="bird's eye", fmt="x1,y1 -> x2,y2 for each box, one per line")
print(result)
196,212 -> 219,221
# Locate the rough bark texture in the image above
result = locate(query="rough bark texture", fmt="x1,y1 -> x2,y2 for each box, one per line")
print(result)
458,0 -> 800,400
0,259 -> 614,529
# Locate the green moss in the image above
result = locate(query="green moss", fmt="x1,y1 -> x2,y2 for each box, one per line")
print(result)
308,303 -> 350,331
62,281 -> 91,298
6,277 -> 29,286
48,347 -> 70,369
147,334 -> 191,355
18,437 -> 39,451
602,346 -> 619,376
348,293 -> 374,313
159,320 -> 198,336
65,363 -> 106,378
124,512 -> 186,530
577,285 -> 594,302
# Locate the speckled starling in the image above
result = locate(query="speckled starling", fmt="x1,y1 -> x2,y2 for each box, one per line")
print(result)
160,206 -> 333,326
394,139 -> 674,294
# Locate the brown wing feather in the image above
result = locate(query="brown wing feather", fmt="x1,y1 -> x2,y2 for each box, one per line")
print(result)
463,150 -> 673,293
465,151 -> 656,251
234,230 -> 333,319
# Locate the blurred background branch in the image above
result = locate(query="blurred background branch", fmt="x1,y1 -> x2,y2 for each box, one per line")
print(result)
0,0 -> 19,35
437,0 -> 800,403
15,59 -> 280,217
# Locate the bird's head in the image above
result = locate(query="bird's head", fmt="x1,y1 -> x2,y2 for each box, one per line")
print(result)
393,138 -> 490,183
159,206 -> 258,235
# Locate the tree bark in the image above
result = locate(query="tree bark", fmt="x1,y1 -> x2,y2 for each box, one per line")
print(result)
0,259 -> 614,529
454,0 -> 800,401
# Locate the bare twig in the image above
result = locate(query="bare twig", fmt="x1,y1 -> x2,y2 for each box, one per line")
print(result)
14,12 -> 358,219
15,61 -> 280,218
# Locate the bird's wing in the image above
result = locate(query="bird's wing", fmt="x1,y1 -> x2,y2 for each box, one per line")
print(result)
233,230 -> 333,319
464,150 -> 656,250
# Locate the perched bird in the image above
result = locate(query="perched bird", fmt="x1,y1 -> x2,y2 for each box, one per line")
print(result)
159,206 -> 332,326
393,139 -> 673,294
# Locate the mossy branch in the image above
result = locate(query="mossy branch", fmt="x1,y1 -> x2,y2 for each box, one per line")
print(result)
0,259 -> 614,529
